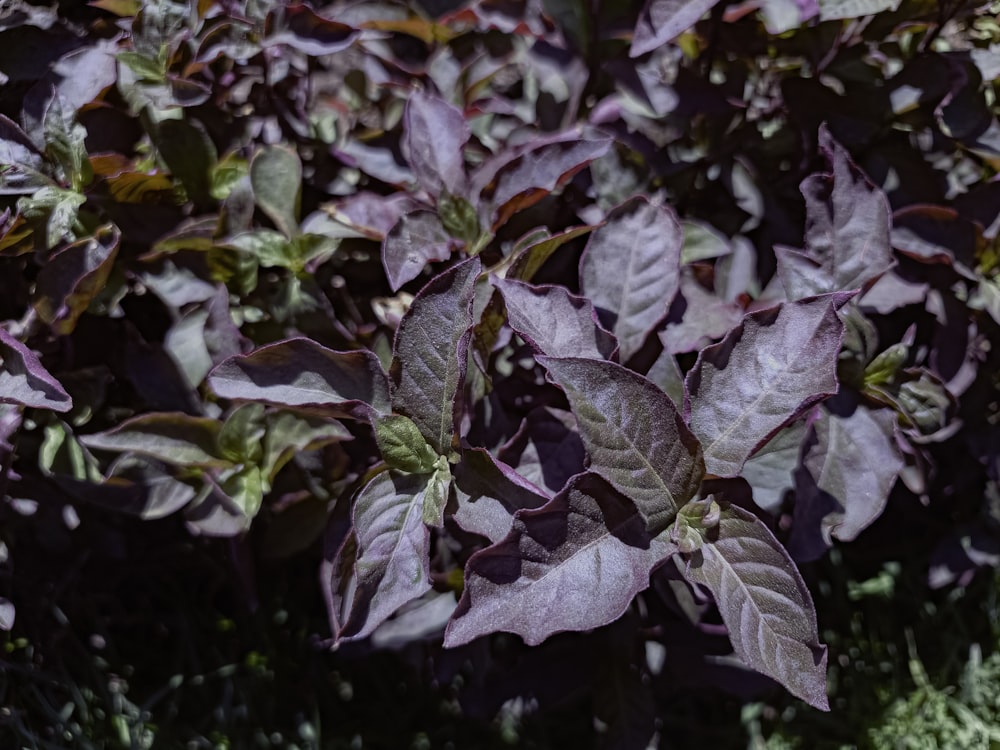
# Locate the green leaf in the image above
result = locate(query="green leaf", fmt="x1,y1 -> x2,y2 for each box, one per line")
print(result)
217,403 -> 266,465
81,412 -> 230,468
250,144 -> 302,238
155,118 -> 218,207
422,456 -> 452,527
210,151 -> 249,201
117,50 -> 166,82
225,230 -> 294,268
373,414 -> 439,474
43,95 -> 92,192
438,192 -> 480,245
220,463 -> 265,520
261,411 -> 351,483
863,343 -> 908,387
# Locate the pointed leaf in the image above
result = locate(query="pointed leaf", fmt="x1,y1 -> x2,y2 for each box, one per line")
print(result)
373,414 -> 439,474
0,328 -> 72,412
776,127 -> 893,299
403,91 -> 469,197
540,357 -> 704,533
340,471 -> 433,641
265,3 -> 357,55
382,210 -> 454,291
445,473 -> 677,647
631,0 -> 722,57
391,258 -> 480,454
740,421 -> 807,513
208,338 -> 391,419
498,407 -> 586,496
494,276 -> 617,360
680,503 -> 829,710
82,413 -> 228,467
580,197 -> 682,361
250,144 -> 302,238
685,295 -> 848,478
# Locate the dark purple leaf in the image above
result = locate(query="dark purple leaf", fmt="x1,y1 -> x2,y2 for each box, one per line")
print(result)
540,357 -> 704,533
75,456 -> 196,520
679,503 -> 829,710
452,447 -> 551,543
775,126 -> 894,299
498,407 -> 587,496
308,192 -> 422,241
265,3 -> 357,56
740,421 -> 806,514
339,471 -> 433,641
685,295 -> 848,478
493,276 -> 617,360
391,258 -> 481,454
891,204 -> 979,276
208,338 -> 391,419
403,91 -> 469,197
81,412 -> 228,468
0,327 -> 72,412
34,224 -> 121,335
382,210 -> 455,292
580,197 -> 683,361
444,472 -> 677,647
631,0 -> 721,58
660,275 -> 744,355
503,224 -> 596,282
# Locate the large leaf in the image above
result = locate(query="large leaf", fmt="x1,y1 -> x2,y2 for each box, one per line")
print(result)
789,402 -> 903,559
631,0 -> 722,57
208,338 -> 391,419
382,210 -> 454,292
493,276 -> 617,360
684,295 -> 848,478
82,413 -> 229,468
0,328 -> 72,412
402,91 -> 469,197
390,258 -> 480,454
775,127 -> 893,300
444,472 -> 676,647
540,357 -> 704,533
580,197 -> 682,362
680,503 -> 829,710
339,471 -> 433,641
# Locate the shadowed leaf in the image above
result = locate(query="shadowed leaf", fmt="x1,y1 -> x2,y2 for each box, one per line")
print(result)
82,412 -> 228,467
631,0 -> 721,57
0,328 -> 72,412
382,210 -> 454,291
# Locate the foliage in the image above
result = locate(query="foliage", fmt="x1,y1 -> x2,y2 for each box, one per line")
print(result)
1,0 -> 1000,746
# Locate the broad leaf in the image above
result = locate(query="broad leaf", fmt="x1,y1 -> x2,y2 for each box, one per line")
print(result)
498,407 -> 586,496
740,421 -> 807,513
339,471 -> 433,641
373,414 -> 439,474
580,197 -> 682,362
382,210 -> 454,291
540,357 -> 704,533
444,472 -> 676,647
250,144 -> 302,238
685,295 -> 848,477
493,276 -> 617,360
82,413 -> 229,468
631,0 -> 722,57
261,411 -> 351,482
155,119 -> 217,208
265,3 -> 357,55
390,258 -> 480,454
775,126 -> 893,299
208,338 -> 391,419
0,328 -> 72,412
403,91 -> 469,197
679,503 -> 829,710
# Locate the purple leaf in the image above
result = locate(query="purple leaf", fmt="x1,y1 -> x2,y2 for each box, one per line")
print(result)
789,403 -> 902,558
740,421 -> 807,514
660,275 -> 744,355
339,471 -> 433,641
265,3 -> 357,56
34,224 -> 121,336
208,338 -> 391,419
452,448 -> 551,543
580,197 -> 682,361
403,91 -> 469,197
391,258 -> 481,454
498,407 -> 587,496
81,413 -> 228,468
631,0 -> 722,58
776,126 -> 894,299
493,276 -> 617,360
685,295 -> 848,477
444,472 -> 677,647
680,503 -> 829,710
382,210 -> 455,292
540,357 -> 704,533
0,328 -> 72,412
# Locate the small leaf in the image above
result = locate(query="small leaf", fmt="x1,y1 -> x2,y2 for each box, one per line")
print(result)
82,412 -> 229,467
339,471 -> 433,641
631,0 -> 722,57
438,193 -> 480,245
402,91 -> 469,197
863,343 -> 908,387
391,258 -> 480,454
540,357 -> 704,533
250,144 -> 302,238
208,338 -> 391,419
217,403 -> 266,465
817,0 -> 900,21
422,457 -> 452,527
493,276 -> 617,360
155,119 -> 217,207
580,197 -> 683,362
445,473 -> 677,647
679,503 -> 829,710
0,327 -> 72,412
373,414 -> 439,474
685,295 -> 848,478
382,210 -> 454,292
